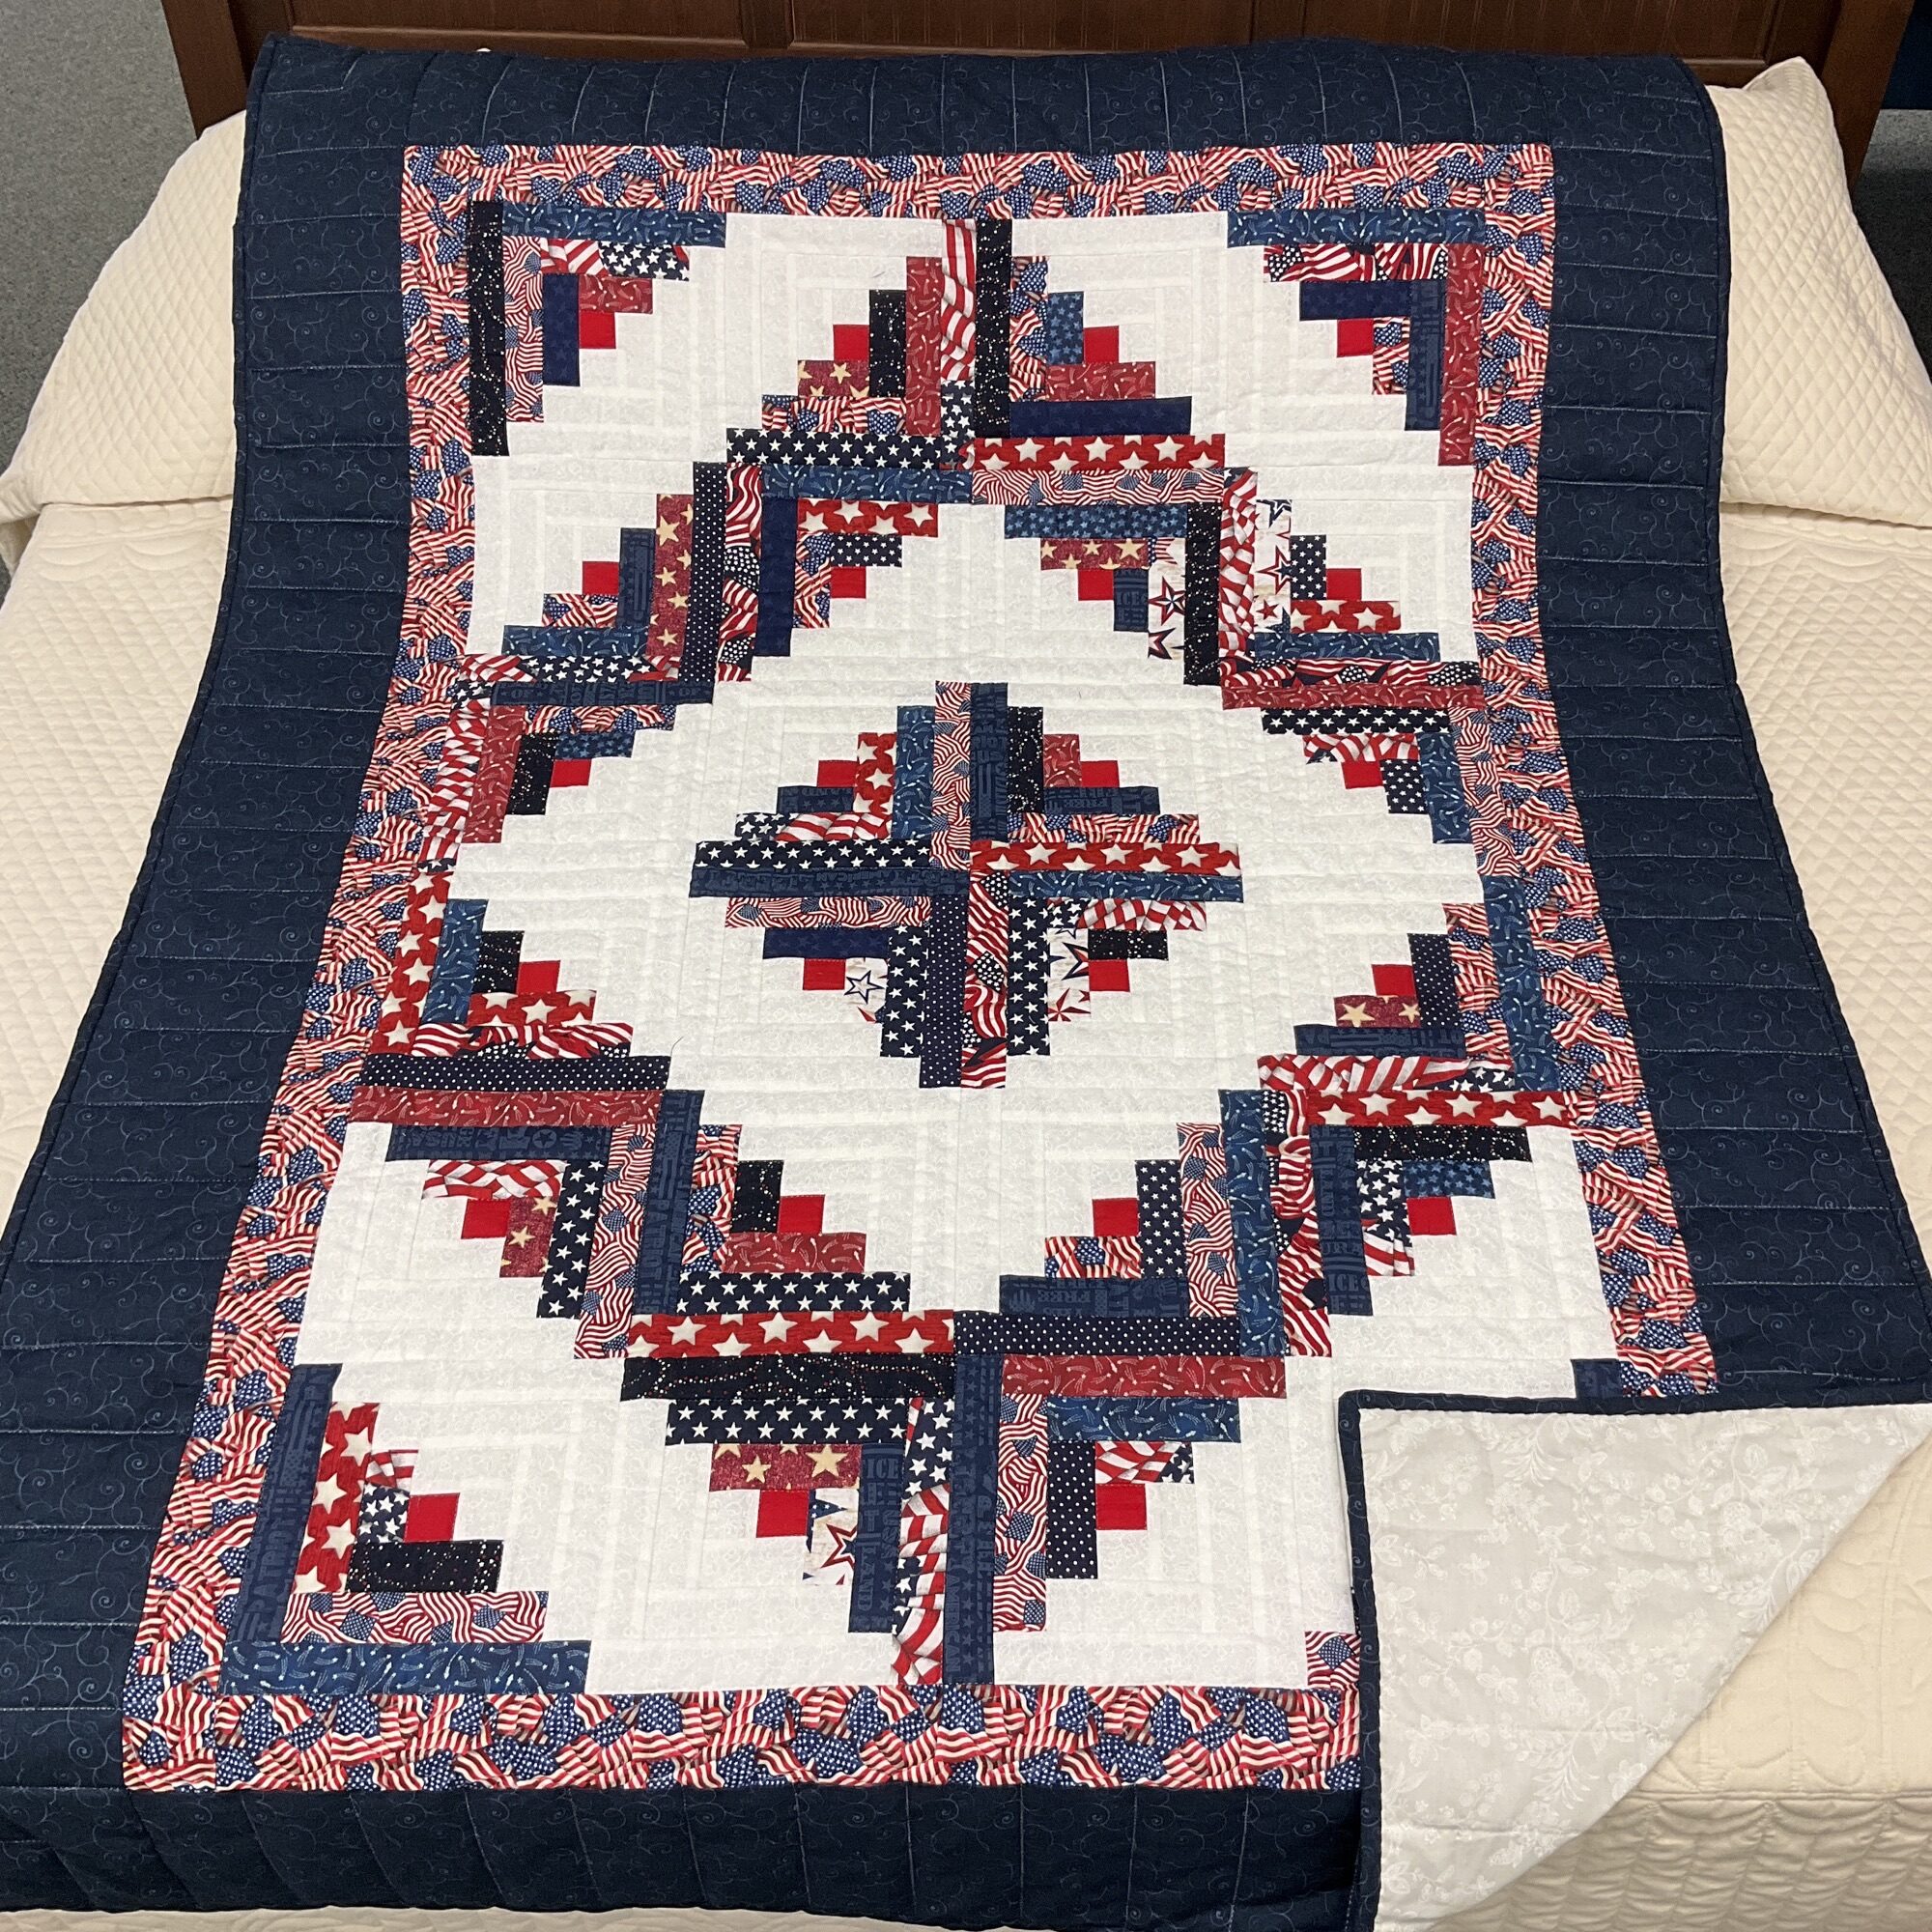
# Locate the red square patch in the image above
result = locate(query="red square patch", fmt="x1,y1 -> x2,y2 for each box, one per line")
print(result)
459,1196 -> 513,1241
1407,1196 -> 1457,1236
404,1493 -> 458,1544
776,1195 -> 825,1236
1094,1484 -> 1148,1531
756,1489 -> 812,1538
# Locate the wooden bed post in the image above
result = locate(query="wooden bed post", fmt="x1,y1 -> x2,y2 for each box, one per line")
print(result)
1823,0 -> 1915,174
160,0 -> 274,128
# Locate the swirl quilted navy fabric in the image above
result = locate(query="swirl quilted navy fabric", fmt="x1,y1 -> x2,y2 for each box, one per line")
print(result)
0,29 -> 1927,1928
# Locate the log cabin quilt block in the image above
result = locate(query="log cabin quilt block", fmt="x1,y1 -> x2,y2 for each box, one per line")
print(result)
122,135 -> 1712,1795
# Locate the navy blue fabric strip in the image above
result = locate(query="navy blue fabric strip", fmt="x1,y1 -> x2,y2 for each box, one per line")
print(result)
1296,279 -> 1443,320
489,677 -> 714,706
1229,207 -> 1490,245
954,1312 -> 1241,1355
776,783 -> 855,813
1006,870 -> 1240,902
919,894 -> 968,1087
691,864 -> 960,899
1005,503 -> 1189,538
386,1124 -> 612,1162
1008,397 -> 1193,434
618,525 -> 656,631
1418,726 -> 1471,841
1479,877 -> 1567,1089
756,495 -> 797,654
683,463 -> 727,691
630,1093 -> 700,1319
1294,1023 -> 1464,1057
968,682 -> 1010,842
499,625 -> 644,657
942,1351 -> 1001,1686
1311,1125 -> 1372,1317
1405,304 -> 1444,430
540,272 -> 579,386
761,466 -> 973,501
227,1364 -> 335,1649
361,1052 -> 668,1092
1045,783 -> 1162,813
502,204 -> 725,245
1223,1089 -> 1286,1357
998,1275 -> 1191,1317
1045,1396 -> 1241,1441
761,927 -> 895,959
467,200 -> 507,457
221,1641 -> 590,1696
846,1442 -> 904,1634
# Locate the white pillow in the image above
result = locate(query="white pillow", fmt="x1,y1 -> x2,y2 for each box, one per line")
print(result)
0,115 -> 242,568
1713,60 -> 1932,526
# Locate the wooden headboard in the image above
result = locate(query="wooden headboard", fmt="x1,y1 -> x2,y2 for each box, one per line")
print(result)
158,0 -> 1913,174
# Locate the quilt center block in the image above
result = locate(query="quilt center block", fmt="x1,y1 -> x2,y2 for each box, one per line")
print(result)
124,139 -> 1713,1795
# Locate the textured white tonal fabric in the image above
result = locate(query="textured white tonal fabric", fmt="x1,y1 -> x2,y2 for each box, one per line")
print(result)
1363,1402 -> 1932,1931
1446,1429 -> 1932,1931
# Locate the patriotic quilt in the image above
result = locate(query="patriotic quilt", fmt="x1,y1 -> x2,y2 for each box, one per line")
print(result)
2,32 -> 1927,1931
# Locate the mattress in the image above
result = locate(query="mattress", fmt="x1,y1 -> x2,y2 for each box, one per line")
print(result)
1,36 -> 1930,1930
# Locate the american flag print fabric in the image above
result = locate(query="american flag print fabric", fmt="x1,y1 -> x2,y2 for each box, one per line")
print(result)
124,134 -> 1711,1797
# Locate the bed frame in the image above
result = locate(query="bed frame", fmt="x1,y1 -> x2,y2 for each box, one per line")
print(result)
159,0 -> 1912,173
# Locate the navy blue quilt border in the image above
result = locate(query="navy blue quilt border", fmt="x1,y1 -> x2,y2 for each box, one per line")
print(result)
0,29 -> 1922,1924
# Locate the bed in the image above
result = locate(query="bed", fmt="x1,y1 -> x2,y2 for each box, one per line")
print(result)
3,14 -> 1932,1931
